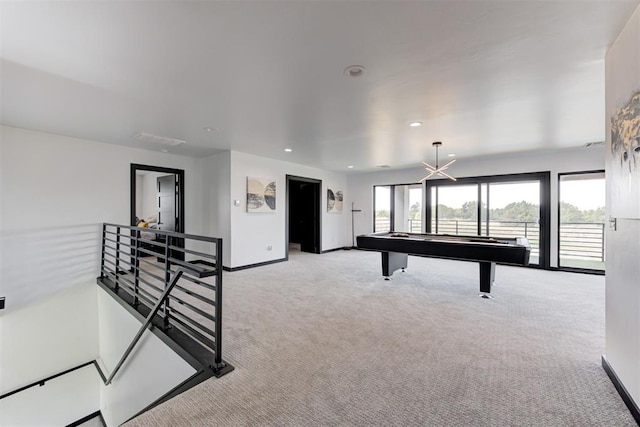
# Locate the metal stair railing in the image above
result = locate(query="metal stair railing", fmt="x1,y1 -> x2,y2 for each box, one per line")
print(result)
98,223 -> 233,379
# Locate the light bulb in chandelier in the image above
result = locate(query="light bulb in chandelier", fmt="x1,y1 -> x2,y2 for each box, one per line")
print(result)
419,141 -> 457,182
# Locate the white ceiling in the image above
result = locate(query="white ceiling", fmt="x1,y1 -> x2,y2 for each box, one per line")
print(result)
1,1 -> 638,172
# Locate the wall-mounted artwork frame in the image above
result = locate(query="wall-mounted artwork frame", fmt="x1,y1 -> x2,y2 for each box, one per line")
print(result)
247,177 -> 276,213
327,188 -> 343,213
610,91 -> 640,218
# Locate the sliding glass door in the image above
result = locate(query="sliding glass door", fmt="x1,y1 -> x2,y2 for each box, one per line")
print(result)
558,171 -> 605,272
395,184 -> 423,232
485,181 -> 541,265
430,184 -> 479,235
427,172 -> 550,268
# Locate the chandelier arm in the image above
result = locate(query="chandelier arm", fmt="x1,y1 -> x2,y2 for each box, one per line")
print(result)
441,158 -> 457,169
437,170 -> 458,181
419,171 -> 437,182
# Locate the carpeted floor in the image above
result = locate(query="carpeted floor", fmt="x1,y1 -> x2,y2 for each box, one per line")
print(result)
125,249 -> 635,426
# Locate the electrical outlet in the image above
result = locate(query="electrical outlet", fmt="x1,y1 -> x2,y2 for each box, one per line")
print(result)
267,245 -> 272,251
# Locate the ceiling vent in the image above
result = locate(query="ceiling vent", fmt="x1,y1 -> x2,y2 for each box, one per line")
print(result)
134,132 -> 186,147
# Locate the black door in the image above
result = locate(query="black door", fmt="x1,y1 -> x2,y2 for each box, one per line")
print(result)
299,182 -> 320,253
157,174 -> 185,261
288,176 -> 321,254
157,174 -> 177,232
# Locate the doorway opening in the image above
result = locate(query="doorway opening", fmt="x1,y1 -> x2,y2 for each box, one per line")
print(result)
286,175 -> 321,256
130,164 -> 185,260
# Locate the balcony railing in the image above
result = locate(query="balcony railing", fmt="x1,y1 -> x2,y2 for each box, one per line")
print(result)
374,218 -> 605,267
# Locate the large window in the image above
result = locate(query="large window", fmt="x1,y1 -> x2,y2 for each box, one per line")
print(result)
558,171 -> 605,272
427,172 -> 550,268
374,186 -> 391,232
374,184 -> 423,233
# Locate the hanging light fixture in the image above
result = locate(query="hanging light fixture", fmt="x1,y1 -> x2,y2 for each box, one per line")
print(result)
419,141 -> 457,181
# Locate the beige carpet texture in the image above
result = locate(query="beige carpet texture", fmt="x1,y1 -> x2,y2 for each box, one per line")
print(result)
124,249 -> 635,426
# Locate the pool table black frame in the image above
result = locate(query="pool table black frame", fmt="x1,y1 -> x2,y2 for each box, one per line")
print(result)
356,232 -> 531,294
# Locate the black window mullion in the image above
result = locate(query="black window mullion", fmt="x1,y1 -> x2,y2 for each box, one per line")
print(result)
476,183 -> 482,236
389,185 -> 395,231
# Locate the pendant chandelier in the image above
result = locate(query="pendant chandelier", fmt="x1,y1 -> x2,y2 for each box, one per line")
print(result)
419,141 -> 457,182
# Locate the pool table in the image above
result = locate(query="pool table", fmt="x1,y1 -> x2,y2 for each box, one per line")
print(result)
356,231 -> 531,295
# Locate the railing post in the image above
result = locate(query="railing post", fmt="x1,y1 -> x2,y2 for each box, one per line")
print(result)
114,226 -> 121,291
214,238 -> 224,368
100,224 -> 107,279
133,230 -> 140,306
455,220 -> 458,234
524,222 -> 528,238
163,235 -> 171,330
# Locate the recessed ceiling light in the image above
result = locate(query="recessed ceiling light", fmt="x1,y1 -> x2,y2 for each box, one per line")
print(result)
344,65 -> 365,78
347,165 -> 354,169
448,153 -> 456,157
204,127 -> 219,133
284,148 -> 292,152
409,121 -> 423,127
161,149 -> 169,153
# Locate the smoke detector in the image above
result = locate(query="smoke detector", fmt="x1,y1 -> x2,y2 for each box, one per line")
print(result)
134,132 -> 186,147
344,65 -> 366,78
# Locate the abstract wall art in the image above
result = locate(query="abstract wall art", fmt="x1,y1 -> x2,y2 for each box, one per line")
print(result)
247,177 -> 276,213
327,188 -> 343,213
610,91 -> 640,218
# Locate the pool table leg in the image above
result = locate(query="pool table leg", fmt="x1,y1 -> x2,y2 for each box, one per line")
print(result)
479,261 -> 496,296
382,251 -> 408,280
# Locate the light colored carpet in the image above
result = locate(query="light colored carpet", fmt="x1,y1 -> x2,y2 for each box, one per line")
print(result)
125,249 -> 635,426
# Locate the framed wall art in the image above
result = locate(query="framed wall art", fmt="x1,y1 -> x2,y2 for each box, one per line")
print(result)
247,177 -> 276,213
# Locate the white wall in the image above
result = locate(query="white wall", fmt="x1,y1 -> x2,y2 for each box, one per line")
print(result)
0,363 -> 100,426
202,151 -> 232,267
226,151 -> 349,268
347,146 -> 604,268
0,282 -> 99,392
97,287 -> 196,426
0,125 -> 207,308
605,4 -> 640,408
0,125 -> 208,423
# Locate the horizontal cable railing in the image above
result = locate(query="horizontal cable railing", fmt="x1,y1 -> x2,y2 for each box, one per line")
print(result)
375,217 -> 605,266
99,223 -> 230,377
559,222 -> 605,262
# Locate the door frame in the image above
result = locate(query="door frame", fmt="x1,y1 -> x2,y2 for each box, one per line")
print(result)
286,175 -> 322,258
130,163 -> 185,233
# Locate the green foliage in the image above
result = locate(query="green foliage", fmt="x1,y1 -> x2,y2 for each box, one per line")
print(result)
559,202 -> 605,223
409,202 -> 421,220
491,201 -> 539,221
436,200 -> 605,223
